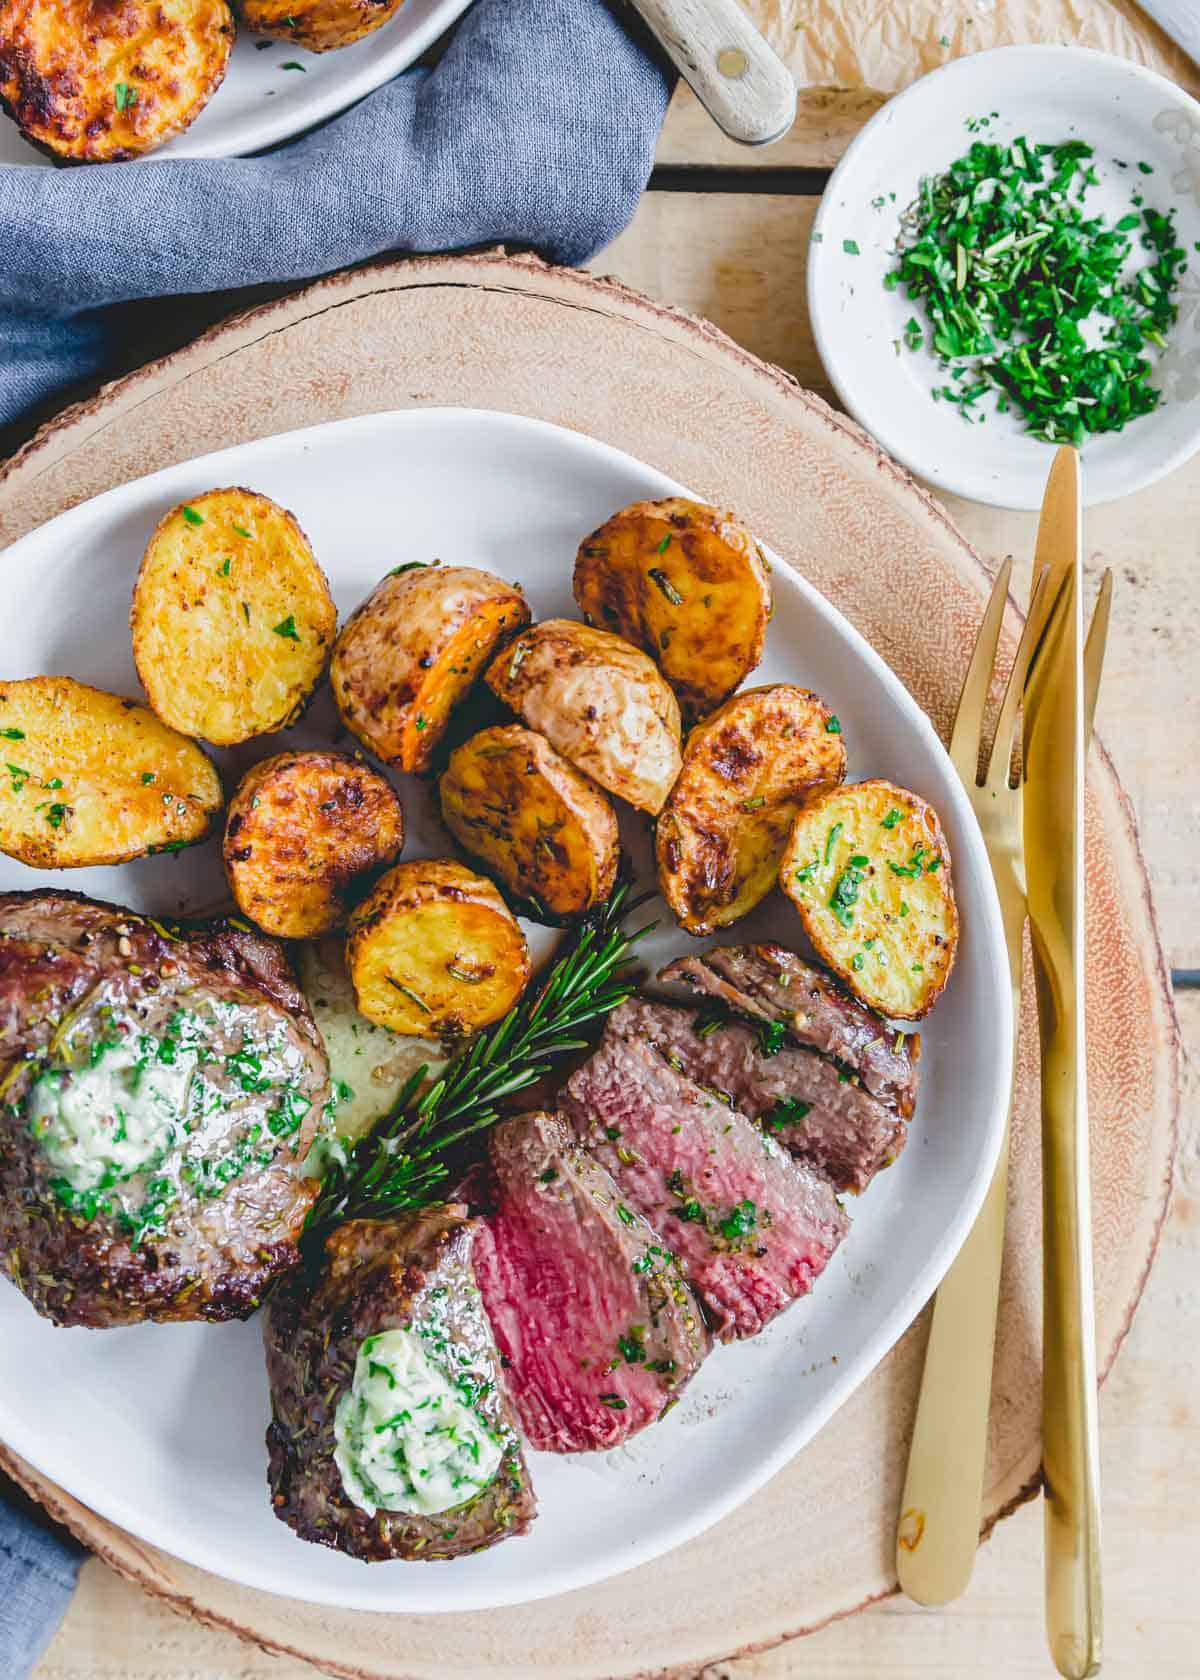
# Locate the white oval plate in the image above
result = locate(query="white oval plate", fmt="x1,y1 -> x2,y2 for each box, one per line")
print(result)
809,46 -> 1200,510
0,0 -> 473,166
0,409 -> 1011,1612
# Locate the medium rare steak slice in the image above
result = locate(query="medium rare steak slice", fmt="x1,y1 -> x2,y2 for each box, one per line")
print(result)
475,1111 -> 709,1452
612,997 -> 905,1194
265,1209 -> 534,1562
661,942 -> 919,1117
562,1008 -> 849,1340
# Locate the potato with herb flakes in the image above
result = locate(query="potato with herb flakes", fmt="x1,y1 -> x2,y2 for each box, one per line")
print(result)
574,497 -> 772,721
484,619 -> 682,814
131,488 -> 336,747
440,725 -> 618,922
656,684 -> 846,937
780,779 -> 959,1020
224,751 -> 403,940
331,563 -> 530,775
0,0 -> 234,163
0,676 -> 221,868
347,859 -> 530,1040
239,0 -> 405,52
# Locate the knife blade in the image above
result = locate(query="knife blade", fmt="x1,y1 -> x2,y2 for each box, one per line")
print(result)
1133,0 -> 1200,69
1022,447 -> 1103,1680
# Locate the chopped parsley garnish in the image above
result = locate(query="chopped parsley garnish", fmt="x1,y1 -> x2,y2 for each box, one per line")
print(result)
0,727 -> 24,740
765,1097 -> 812,1131
617,1328 -> 646,1364
280,60 -> 306,71
272,615 -> 301,641
825,715 -> 842,734
824,821 -> 843,867
232,523 -> 252,538
218,557 -> 231,577
390,560 -> 428,575
44,803 -> 67,829
757,1019 -> 787,1058
414,716 -> 428,730
881,807 -> 904,829
889,844 -> 927,879
616,1202 -> 634,1226
887,137 -> 1187,442
141,771 -> 156,784
793,858 -> 818,884
655,533 -> 671,553
843,238 -> 861,255
181,505 -> 204,526
598,1394 -> 627,1409
648,567 -> 684,605
114,82 -> 137,112
719,1199 -> 757,1241
7,763 -> 30,792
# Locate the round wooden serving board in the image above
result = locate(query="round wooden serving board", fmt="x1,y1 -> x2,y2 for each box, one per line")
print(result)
0,253 -> 1180,1679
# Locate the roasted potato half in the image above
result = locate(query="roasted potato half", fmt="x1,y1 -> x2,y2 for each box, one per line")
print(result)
574,497 -> 772,720
224,751 -> 403,939
440,724 -> 618,921
780,778 -> 959,1019
0,0 -> 234,163
656,684 -> 846,936
132,488 -> 336,746
0,676 -> 222,868
239,0 -> 404,51
331,563 -> 530,774
347,859 -> 531,1040
485,619 -> 682,814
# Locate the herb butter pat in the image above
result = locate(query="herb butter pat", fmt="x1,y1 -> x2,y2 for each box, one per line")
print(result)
334,1328 -> 502,1518
27,1040 -> 191,1195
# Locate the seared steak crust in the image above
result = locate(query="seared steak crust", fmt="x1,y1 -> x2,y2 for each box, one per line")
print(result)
562,1004 -> 849,1340
612,996 -> 905,1194
0,890 -> 328,1327
661,942 -> 919,1117
265,1210 -> 535,1561
475,1112 -> 710,1452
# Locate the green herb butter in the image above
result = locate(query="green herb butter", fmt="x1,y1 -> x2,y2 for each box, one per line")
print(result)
27,1039 -> 190,1195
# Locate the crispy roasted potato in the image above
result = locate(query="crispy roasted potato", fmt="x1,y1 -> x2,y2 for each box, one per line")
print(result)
347,859 -> 530,1039
574,497 -> 772,721
0,0 -> 234,163
331,563 -> 530,774
132,488 -> 336,746
485,619 -> 682,814
0,676 -> 222,868
440,724 -> 618,921
656,684 -> 846,936
780,778 -> 959,1019
224,751 -> 403,939
296,941 -> 445,1148
238,0 -> 404,51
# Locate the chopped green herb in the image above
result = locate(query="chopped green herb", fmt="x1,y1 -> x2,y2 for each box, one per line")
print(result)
141,771 -> 156,785
793,858 -> 818,884
719,1199 -> 757,1241
280,59 -> 306,70
44,803 -> 68,829
272,615 -> 301,641
889,845 -> 927,879
616,1203 -> 634,1226
114,81 -> 137,112
852,953 -> 866,971
655,533 -> 671,554
757,1020 -> 787,1058
181,505 -> 204,526
824,822 -> 843,867
740,795 -> 765,812
218,557 -> 231,577
0,728 -> 24,740
648,567 -> 684,606
598,1394 -> 627,1410
232,524 -> 252,538
881,807 -> 904,829
241,602 -> 251,625
843,239 -> 861,255
765,1097 -> 812,1131
825,715 -> 842,734
414,716 -> 428,731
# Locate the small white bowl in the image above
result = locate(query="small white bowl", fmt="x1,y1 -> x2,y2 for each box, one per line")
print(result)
808,46 -> 1200,509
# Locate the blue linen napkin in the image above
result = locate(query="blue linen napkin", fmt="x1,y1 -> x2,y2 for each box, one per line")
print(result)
0,1480 -> 86,1678
0,0 -> 674,430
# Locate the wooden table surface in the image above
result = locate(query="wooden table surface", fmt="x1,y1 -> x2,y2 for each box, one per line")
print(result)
20,54 -> 1200,1680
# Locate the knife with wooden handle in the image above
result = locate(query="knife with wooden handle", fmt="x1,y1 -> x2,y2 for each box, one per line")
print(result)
1024,447 -> 1103,1680
626,0 -> 797,146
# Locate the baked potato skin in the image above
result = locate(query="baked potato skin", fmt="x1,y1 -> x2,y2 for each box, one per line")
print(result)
0,0 -> 234,163
485,619 -> 682,815
440,724 -> 618,921
239,0 -> 404,51
0,676 -> 222,868
656,684 -> 846,936
131,488 -> 337,747
779,778 -> 959,1020
224,752 -> 403,939
574,498 -> 772,721
347,859 -> 530,1040
331,564 -> 530,775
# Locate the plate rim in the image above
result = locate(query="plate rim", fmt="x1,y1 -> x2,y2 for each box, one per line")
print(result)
0,404 -> 1013,1612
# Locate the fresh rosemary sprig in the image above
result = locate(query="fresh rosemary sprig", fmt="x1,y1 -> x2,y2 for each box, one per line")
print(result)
308,882 -> 654,1230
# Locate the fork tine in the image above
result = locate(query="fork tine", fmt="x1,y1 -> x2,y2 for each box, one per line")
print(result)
950,555 -> 1013,778
1083,569 -> 1113,748
983,564 -> 1051,790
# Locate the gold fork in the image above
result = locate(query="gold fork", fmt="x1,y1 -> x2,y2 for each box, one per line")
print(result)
897,541 -> 1112,1607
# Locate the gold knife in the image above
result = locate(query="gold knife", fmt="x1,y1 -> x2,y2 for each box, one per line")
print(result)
1023,446 -> 1103,1679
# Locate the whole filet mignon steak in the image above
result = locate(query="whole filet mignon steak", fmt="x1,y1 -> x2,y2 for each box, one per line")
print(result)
474,1111 -> 710,1452
265,1209 -> 535,1561
0,890 -> 329,1327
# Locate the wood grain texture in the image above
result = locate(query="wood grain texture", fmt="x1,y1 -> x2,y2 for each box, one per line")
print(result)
0,249 -> 1178,1679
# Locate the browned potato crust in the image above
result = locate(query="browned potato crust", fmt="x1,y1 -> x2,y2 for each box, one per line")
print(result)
224,751 -> 404,939
0,676 -> 222,868
440,725 -> 618,921
331,564 -> 530,775
347,859 -> 530,1040
0,0 -> 234,162
656,684 -> 846,936
239,0 -> 404,51
574,497 -> 772,721
780,778 -> 959,1019
131,488 -> 337,746
484,619 -> 682,814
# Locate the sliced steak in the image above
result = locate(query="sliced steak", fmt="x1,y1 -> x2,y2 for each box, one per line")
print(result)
661,942 -> 919,1117
475,1111 -> 709,1452
265,1209 -> 535,1562
0,890 -> 328,1327
611,996 -> 905,1194
562,1007 -> 849,1340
